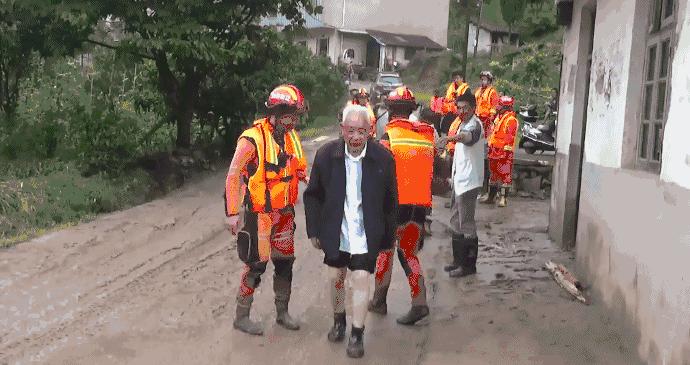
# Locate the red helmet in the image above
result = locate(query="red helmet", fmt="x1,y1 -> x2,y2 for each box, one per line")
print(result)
265,84 -> 308,115
385,86 -> 416,108
497,96 -> 515,110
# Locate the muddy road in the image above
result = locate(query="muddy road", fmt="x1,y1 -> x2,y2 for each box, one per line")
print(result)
1,133 -> 642,364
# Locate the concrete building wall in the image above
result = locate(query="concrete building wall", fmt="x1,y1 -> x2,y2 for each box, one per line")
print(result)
319,0 -> 450,47
467,24 -> 493,55
551,0 -> 690,364
340,33 -> 369,66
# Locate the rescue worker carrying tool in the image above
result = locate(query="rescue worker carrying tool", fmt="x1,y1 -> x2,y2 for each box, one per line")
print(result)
440,71 -> 470,135
483,96 -> 519,208
347,88 -> 377,138
475,70 -> 500,201
225,84 -> 309,336
369,86 -> 434,325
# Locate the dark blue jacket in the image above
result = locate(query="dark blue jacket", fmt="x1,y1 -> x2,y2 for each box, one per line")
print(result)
303,138 -> 398,261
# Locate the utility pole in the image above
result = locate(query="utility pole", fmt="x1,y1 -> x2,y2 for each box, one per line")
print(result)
473,0 -> 484,58
461,0 -> 471,78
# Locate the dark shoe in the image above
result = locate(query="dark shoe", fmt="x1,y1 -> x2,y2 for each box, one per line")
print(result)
448,265 -> 477,277
327,312 -> 346,343
368,299 -> 387,315
234,305 -> 264,336
396,305 -> 430,325
346,326 -> 365,358
449,236 -> 478,277
443,234 -> 464,272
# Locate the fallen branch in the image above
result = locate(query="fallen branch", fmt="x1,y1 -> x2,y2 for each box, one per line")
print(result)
544,260 -> 588,304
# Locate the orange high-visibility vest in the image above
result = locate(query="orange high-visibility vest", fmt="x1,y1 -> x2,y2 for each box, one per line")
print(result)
240,118 -> 307,212
475,86 -> 499,119
446,116 -> 463,155
488,111 -> 519,152
385,119 -> 435,207
442,82 -> 469,115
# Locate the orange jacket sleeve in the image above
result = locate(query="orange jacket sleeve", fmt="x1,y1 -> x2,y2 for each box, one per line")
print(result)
225,137 -> 256,216
489,89 -> 500,117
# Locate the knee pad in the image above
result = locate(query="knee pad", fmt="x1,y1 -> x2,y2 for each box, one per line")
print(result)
245,261 -> 268,288
273,258 -> 295,280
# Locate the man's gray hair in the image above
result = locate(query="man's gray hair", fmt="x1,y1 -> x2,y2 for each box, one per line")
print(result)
342,104 -> 371,125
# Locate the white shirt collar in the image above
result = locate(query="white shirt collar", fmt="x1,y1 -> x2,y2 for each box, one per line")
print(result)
345,142 -> 367,162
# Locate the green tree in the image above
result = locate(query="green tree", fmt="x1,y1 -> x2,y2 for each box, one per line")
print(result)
0,0 -> 95,125
500,0 -> 527,39
86,1 -> 321,150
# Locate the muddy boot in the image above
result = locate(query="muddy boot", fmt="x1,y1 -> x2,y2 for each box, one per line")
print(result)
498,187 -> 509,207
368,295 -> 388,315
346,326 -> 365,358
449,236 -> 478,277
396,305 -> 430,326
327,312 -> 347,342
444,234 -> 464,272
274,259 -> 299,330
479,186 -> 497,204
234,304 -> 264,336
275,301 -> 300,330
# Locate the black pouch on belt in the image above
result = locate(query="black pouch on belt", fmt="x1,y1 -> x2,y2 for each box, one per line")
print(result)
237,210 -> 260,264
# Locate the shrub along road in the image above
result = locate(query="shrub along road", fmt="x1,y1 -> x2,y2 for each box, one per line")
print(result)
0,132 -> 642,364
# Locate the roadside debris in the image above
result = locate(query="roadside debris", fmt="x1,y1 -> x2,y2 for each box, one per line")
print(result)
544,261 -> 588,304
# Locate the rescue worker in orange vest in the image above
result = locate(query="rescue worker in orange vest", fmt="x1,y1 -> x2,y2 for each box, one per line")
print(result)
483,96 -> 519,207
225,84 -> 309,336
369,86 -> 434,325
429,88 -> 444,114
440,71 -> 470,135
475,70 -> 500,200
474,70 -> 500,138
347,88 -> 377,138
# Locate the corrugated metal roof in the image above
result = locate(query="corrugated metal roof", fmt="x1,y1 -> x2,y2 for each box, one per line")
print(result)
366,29 -> 445,50
260,9 -> 328,29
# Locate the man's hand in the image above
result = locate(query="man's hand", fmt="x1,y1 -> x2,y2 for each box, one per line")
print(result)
226,215 -> 242,235
311,238 -> 321,249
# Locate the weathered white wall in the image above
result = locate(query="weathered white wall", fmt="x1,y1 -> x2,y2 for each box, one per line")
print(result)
560,0 -> 690,364
582,0 -> 639,169
661,1 -> 690,189
320,0 -> 450,47
341,33 -> 369,65
467,24 -> 493,55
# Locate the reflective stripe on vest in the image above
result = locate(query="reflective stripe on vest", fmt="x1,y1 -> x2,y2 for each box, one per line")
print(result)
385,119 -> 435,207
475,87 -> 496,117
241,118 -> 306,213
488,112 -> 519,150
447,117 -> 463,153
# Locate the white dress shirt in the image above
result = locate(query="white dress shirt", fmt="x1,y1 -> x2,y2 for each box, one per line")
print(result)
339,143 -> 368,254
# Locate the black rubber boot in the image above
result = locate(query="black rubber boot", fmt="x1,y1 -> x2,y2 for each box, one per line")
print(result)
346,326 -> 365,358
396,305 -> 430,326
444,234 -> 464,272
276,301 -> 300,331
368,296 -> 388,315
327,312 -> 347,343
479,186 -> 498,204
449,236 -> 478,277
233,304 -> 264,336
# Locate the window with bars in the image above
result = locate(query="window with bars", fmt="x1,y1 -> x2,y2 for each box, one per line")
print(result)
637,0 -> 675,171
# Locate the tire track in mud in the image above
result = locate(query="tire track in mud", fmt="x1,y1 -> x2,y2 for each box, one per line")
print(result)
2,223 -> 232,363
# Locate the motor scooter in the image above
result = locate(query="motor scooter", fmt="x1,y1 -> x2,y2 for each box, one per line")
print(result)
518,105 -> 556,154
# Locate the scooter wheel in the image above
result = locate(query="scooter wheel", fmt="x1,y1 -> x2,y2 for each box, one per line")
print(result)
524,147 -> 536,154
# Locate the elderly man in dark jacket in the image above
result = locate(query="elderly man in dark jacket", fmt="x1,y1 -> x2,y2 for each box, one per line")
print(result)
304,104 -> 398,358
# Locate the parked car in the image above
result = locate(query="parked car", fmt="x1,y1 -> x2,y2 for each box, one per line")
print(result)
370,72 -> 403,104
